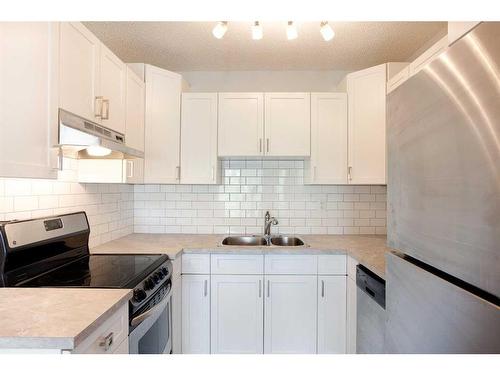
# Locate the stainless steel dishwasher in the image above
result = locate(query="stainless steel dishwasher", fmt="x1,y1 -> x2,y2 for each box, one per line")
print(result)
356,265 -> 386,354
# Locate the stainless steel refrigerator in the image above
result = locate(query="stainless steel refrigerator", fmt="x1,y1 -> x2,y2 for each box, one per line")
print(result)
386,22 -> 500,354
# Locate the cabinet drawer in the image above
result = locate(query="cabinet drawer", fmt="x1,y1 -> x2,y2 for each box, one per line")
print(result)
74,302 -> 128,354
182,253 -> 210,274
318,255 -> 347,275
211,254 -> 264,274
265,254 -> 317,274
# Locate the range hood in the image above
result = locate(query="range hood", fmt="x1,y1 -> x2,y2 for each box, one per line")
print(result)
57,109 -> 144,159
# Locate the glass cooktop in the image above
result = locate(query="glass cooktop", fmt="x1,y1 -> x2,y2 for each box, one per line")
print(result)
18,254 -> 168,288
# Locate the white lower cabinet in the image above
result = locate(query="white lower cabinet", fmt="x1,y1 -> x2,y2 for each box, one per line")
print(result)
181,254 -> 348,354
181,274 -> 210,354
211,275 -> 264,354
318,276 -> 347,353
264,275 -> 317,354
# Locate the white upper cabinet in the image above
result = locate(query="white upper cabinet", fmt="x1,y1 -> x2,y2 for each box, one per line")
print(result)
211,275 -> 264,354
218,93 -> 264,157
144,64 -> 182,184
125,67 -> 145,152
180,93 -> 219,184
0,22 -> 59,179
306,93 -> 348,184
264,93 -> 311,157
346,63 -> 387,184
317,276 -> 347,354
264,275 -> 317,354
59,22 -> 100,123
99,44 -> 126,134
59,22 -> 127,134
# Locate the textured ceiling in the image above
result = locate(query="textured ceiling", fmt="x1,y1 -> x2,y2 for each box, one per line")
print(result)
84,21 -> 447,71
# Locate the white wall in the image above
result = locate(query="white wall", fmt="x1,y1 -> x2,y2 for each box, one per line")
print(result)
179,70 -> 349,92
0,158 -> 134,248
134,159 -> 387,235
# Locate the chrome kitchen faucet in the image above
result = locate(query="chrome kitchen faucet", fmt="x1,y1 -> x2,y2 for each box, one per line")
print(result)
264,211 -> 278,237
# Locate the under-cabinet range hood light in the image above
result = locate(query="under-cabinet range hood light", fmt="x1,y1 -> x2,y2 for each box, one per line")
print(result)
86,145 -> 112,157
57,109 -> 144,160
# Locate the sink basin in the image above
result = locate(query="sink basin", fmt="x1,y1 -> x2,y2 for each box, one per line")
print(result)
221,236 -> 268,246
270,236 -> 305,246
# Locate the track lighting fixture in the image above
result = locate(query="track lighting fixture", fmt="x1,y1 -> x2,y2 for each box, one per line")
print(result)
286,21 -> 298,40
320,21 -> 335,41
252,21 -> 263,40
212,21 -> 228,39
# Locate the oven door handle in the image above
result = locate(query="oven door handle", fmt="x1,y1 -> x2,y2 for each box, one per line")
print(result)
130,287 -> 171,328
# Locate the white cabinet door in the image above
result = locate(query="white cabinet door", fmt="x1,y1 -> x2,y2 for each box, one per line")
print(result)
125,67 -> 145,151
264,275 -> 317,354
0,22 -> 59,179
347,64 -> 387,184
307,93 -> 348,184
144,65 -> 182,183
180,93 -> 219,184
218,92 -> 264,157
317,276 -> 347,354
264,93 -> 311,157
182,275 -> 210,354
59,22 -> 100,122
211,275 -> 264,354
99,43 -> 126,134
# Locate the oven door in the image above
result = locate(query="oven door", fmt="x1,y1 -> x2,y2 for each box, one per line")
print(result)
129,286 -> 172,354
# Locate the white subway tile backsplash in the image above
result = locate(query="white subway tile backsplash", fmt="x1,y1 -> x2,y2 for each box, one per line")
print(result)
0,158 -> 133,248
134,159 -> 387,235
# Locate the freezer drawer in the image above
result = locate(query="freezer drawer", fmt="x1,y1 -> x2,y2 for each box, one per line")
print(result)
385,252 -> 500,354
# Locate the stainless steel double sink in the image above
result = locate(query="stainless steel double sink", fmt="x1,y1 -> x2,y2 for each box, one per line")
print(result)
221,235 -> 305,247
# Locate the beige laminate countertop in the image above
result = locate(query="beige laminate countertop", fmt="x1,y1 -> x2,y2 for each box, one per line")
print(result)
92,234 -> 392,278
0,288 -> 131,350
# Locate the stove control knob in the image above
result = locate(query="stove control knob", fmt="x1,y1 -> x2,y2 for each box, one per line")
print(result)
152,274 -> 160,284
133,289 -> 147,302
161,267 -> 168,276
157,271 -> 165,280
144,278 -> 155,290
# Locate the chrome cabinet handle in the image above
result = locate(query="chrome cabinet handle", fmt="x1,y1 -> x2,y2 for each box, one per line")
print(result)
99,332 -> 114,351
259,279 -> 262,298
348,166 -> 353,181
259,138 -> 262,153
204,279 -> 208,297
321,280 -> 325,298
102,99 -> 110,120
126,160 -> 134,178
94,96 -> 103,118
266,138 -> 270,153
176,166 -> 180,180
267,280 -> 270,298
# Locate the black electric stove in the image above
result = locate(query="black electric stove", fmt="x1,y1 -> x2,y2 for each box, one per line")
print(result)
17,254 -> 167,288
0,212 -> 172,317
